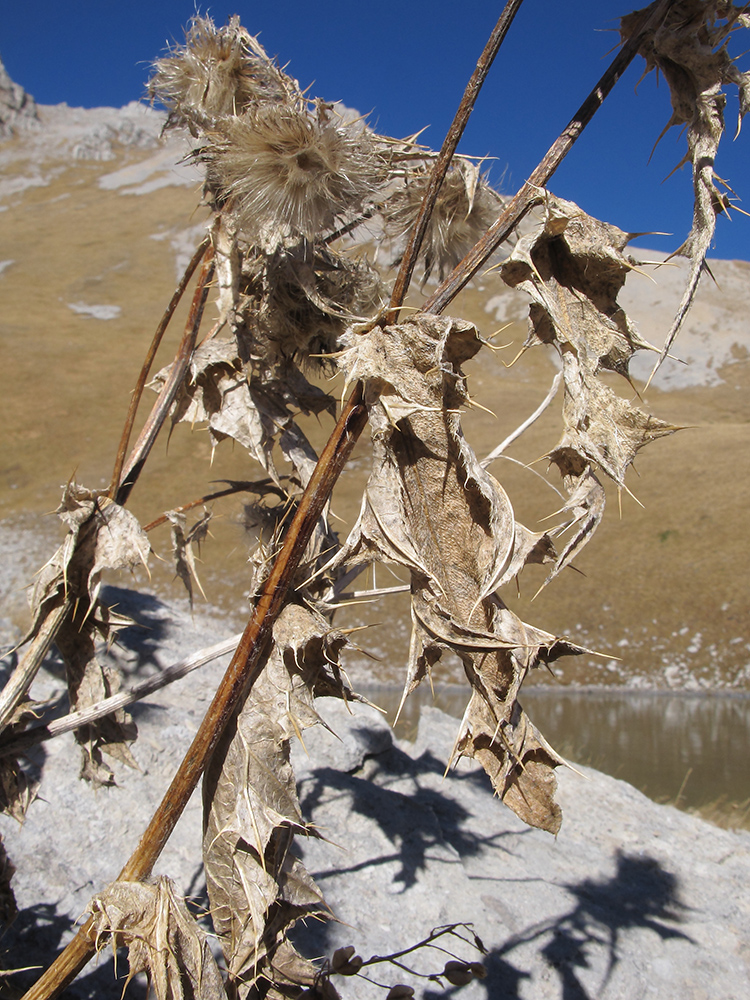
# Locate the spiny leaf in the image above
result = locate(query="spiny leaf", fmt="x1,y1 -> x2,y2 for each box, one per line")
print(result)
621,0 -> 750,379
90,876 -> 226,1000
331,315 -> 582,831
202,604 -> 358,991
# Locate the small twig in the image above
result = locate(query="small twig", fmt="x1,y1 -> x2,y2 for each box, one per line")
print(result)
481,371 -> 562,466
115,247 -> 215,506
0,634 -> 241,759
423,0 -> 675,314
108,236 -> 211,500
142,479 -> 288,532
360,923 -> 481,969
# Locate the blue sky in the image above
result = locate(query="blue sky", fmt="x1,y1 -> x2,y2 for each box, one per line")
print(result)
3,0 -> 750,260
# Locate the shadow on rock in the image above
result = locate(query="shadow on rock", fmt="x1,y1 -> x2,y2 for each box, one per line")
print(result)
298,740 -> 521,893
0,901 -> 147,1000
495,850 -> 691,999
99,586 -> 175,679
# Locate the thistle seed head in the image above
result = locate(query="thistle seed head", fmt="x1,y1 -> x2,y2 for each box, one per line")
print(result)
201,104 -> 384,241
384,158 -> 502,280
149,15 -> 296,133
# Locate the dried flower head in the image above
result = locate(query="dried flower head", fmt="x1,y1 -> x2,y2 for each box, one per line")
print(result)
149,15 -> 296,133
384,158 -> 502,280
201,104 -> 383,240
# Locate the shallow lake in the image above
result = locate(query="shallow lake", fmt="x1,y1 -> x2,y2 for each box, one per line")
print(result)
362,684 -> 750,827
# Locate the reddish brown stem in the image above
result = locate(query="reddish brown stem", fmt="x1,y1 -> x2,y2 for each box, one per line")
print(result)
108,236 -> 211,499
115,248 -> 215,507
389,0 -> 525,312
422,0 -> 674,315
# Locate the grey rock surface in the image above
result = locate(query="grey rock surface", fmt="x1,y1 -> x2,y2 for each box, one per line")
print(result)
1,585 -> 748,999
0,56 -> 38,138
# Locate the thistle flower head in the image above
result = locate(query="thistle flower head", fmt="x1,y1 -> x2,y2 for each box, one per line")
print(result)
384,158 -> 502,280
201,104 -> 384,240
149,15 -> 296,133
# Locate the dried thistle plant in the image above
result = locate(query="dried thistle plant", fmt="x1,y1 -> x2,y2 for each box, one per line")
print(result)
4,3 -> 746,998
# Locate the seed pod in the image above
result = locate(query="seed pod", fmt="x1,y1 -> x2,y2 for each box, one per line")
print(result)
202,105 -> 383,240
331,945 -> 364,975
386,986 -> 415,999
443,960 -> 475,986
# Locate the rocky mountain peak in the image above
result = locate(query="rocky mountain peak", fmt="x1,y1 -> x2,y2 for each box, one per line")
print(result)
0,55 -> 39,137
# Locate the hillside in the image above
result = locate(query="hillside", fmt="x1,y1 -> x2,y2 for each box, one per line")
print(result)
1,84 -> 749,691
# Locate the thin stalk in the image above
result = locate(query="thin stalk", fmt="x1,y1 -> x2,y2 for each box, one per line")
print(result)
389,0 -> 525,312
108,236 -> 211,499
0,633 -> 241,759
423,0 -> 675,315
481,371 -> 562,467
115,248 -> 215,506
142,479 -> 288,533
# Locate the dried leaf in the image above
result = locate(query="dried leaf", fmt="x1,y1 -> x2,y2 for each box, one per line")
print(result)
203,604 -> 357,993
156,339 -> 334,487
28,483 -> 149,632
21,484 -> 147,784
621,0 -> 750,376
54,602 -> 138,786
0,755 -> 38,823
90,876 -> 226,1000
332,315 -> 582,831
167,509 -> 212,607
497,196 -> 679,580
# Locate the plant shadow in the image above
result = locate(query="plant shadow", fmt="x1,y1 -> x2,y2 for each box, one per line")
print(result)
0,901 -> 148,1000
292,735 -> 692,999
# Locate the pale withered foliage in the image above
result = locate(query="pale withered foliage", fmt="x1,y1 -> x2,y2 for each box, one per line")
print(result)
497,195 -> 678,584
203,604 -> 363,996
246,242 -> 384,361
90,876 -> 226,1000
166,509 -> 212,608
621,0 -> 750,374
330,315 -> 582,833
384,158 -> 502,280
150,15 -> 297,133
202,104 -> 384,242
23,483 -> 148,786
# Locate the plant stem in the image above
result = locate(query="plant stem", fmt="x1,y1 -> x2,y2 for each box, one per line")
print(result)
389,0 -> 525,313
0,600 -> 70,736
423,0 -> 675,314
0,634 -> 241,758
108,236 -> 211,500
115,247 -> 215,506
142,479 -> 288,532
